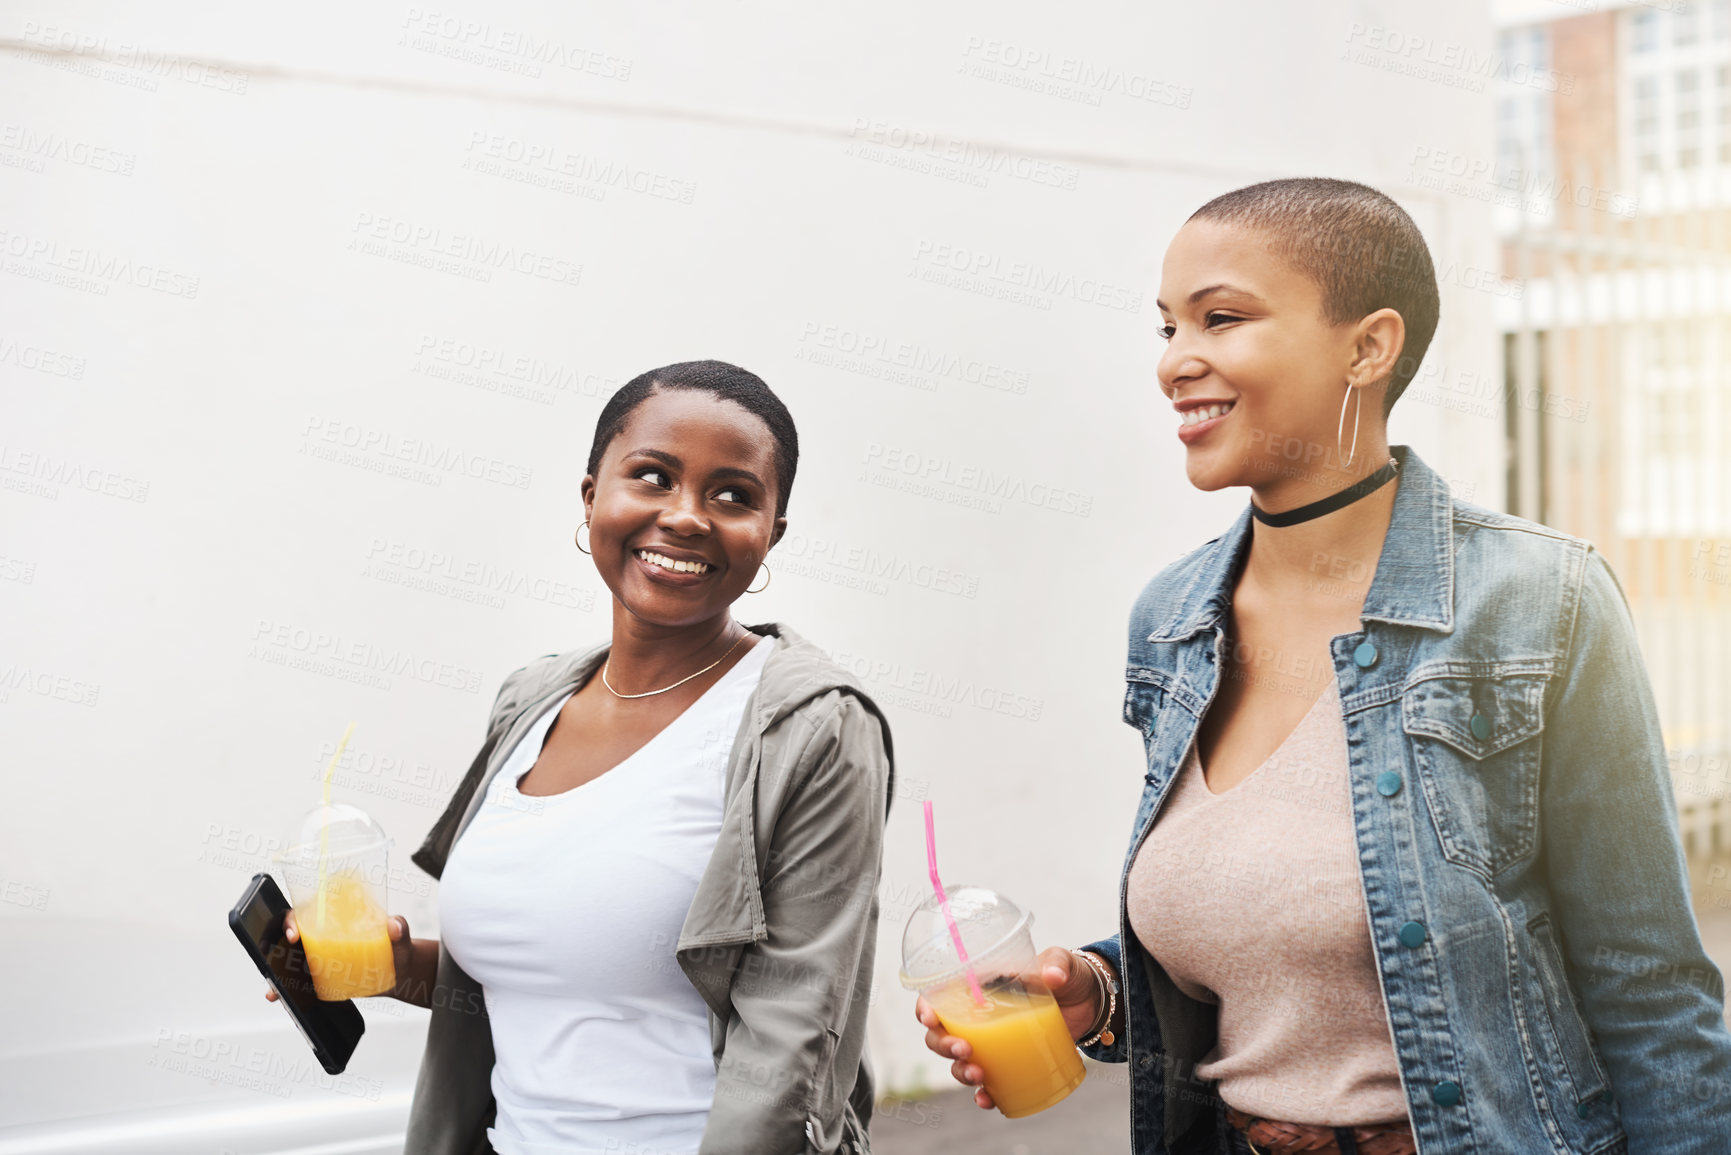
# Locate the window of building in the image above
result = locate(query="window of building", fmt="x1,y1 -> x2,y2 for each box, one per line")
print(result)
1492,25 -> 1556,192
1680,70 -> 1702,168
1633,9 -> 1660,53
1527,26 -> 1548,73
1645,322 -> 1704,458
1719,65 -> 1731,163
1530,92 -> 1552,164
1677,4 -> 1701,47
1497,97 -> 1522,177
1636,74 -> 1662,172
1653,388 -> 1702,456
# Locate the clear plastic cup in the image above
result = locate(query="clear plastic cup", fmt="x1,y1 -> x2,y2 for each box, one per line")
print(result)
899,886 -> 1086,1117
273,803 -> 396,1001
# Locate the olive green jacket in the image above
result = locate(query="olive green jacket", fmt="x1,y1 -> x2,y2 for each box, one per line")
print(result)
404,622 -> 894,1155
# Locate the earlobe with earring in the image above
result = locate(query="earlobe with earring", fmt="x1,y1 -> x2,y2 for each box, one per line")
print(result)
746,561 -> 771,594
1337,382 -> 1362,470
574,520 -> 591,555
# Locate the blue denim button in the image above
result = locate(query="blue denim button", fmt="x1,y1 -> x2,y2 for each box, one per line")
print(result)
1432,1080 -> 1462,1107
1353,642 -> 1379,668
1375,771 -> 1403,796
1470,713 -> 1492,740
1576,1100 -> 1593,1118
1398,921 -> 1427,948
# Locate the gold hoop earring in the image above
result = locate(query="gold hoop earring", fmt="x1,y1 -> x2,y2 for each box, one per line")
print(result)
575,520 -> 591,555
746,561 -> 771,594
1336,384 -> 1362,470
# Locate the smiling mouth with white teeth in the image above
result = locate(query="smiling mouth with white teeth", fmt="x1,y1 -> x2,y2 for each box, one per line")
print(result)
637,549 -> 713,575
1181,402 -> 1235,426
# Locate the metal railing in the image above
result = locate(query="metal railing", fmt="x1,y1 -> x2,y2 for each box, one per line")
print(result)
1501,178 -> 1731,860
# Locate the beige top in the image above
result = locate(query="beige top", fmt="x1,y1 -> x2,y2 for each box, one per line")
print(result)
1125,674 -> 1408,1126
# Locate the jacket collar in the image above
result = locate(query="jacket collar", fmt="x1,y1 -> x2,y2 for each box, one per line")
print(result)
1150,444 -> 1455,642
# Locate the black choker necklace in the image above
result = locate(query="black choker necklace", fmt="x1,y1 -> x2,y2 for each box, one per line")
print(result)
1249,457 -> 1400,527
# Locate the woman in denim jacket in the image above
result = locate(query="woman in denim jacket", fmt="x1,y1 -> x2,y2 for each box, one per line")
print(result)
918,179 -> 1731,1153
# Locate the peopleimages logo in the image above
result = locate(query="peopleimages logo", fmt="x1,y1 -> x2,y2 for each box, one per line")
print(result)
414,335 -> 621,400
0,444 -> 149,502
777,532 -> 980,599
910,240 -> 1143,313
0,124 -> 136,175
348,213 -> 582,288
398,8 -> 633,81
0,227 -> 200,298
0,664 -> 100,707
0,335 -> 87,379
19,22 -> 251,94
846,119 -> 1081,191
362,537 -> 594,612
463,133 -> 695,203
861,443 -> 1094,517
957,36 -> 1193,109
248,618 -> 485,694
1342,23 -> 1574,95
828,648 -> 1044,721
797,322 -> 1030,395
300,416 -> 534,490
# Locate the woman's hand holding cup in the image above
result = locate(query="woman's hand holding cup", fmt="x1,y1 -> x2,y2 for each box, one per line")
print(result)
912,945 -> 1103,1111
263,910 -> 415,1004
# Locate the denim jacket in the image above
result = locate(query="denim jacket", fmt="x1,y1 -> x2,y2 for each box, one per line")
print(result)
1082,446 -> 1731,1154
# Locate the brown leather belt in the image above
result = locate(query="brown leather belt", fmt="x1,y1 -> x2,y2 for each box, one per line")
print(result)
1225,1106 -> 1417,1155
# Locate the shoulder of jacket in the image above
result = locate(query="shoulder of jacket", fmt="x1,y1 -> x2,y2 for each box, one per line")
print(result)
767,683 -> 890,760
1128,534 -> 1223,625
755,635 -> 896,803
1450,497 -> 1594,574
783,682 -> 877,724
489,645 -> 601,724
753,626 -> 889,727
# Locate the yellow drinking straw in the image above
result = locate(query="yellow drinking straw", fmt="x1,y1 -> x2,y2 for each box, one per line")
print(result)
314,721 -> 358,928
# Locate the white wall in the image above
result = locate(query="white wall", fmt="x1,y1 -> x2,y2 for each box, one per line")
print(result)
0,1 -> 1497,1147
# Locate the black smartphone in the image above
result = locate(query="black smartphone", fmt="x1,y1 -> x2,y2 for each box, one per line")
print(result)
228,872 -> 365,1075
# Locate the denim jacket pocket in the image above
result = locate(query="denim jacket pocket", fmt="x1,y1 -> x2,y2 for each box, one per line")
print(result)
1402,671 -> 1547,877
1526,913 -> 1611,1102
1123,671 -> 1167,735
1524,912 -> 1621,1149
1124,672 -> 1179,790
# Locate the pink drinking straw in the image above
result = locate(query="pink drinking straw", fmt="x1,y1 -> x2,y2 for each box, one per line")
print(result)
923,800 -> 987,1007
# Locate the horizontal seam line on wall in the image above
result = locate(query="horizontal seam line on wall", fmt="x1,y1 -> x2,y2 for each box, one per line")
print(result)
0,38 -> 1455,196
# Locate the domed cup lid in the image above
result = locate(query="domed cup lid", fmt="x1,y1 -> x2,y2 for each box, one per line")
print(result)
897,885 -> 1033,990
280,802 -> 389,861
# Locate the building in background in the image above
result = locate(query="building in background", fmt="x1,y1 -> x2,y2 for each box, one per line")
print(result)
1494,0 -> 1731,860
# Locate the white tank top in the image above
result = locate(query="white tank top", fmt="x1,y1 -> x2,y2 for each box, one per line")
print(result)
439,636 -> 773,1155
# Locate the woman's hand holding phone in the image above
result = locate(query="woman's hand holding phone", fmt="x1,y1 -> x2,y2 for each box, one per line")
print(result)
911,945 -> 1105,1111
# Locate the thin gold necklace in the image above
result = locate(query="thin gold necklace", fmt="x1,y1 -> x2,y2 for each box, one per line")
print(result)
600,629 -> 752,699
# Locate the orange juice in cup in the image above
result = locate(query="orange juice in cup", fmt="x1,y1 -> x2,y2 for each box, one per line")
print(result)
900,887 -> 1086,1117
275,803 -> 397,1001
294,871 -> 396,1000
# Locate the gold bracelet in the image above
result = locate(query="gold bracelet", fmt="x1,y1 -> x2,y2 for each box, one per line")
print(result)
1071,949 -> 1118,1048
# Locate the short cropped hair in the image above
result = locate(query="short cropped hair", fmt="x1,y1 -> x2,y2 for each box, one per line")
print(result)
1189,178 -> 1440,416
586,360 -> 799,517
